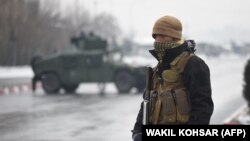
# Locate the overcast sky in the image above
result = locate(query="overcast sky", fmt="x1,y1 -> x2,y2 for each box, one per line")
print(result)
60,0 -> 250,44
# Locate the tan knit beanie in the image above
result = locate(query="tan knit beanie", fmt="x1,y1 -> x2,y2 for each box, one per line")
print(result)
152,15 -> 182,40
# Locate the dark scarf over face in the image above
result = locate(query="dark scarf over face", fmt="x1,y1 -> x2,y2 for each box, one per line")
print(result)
149,40 -> 196,77
153,41 -> 180,63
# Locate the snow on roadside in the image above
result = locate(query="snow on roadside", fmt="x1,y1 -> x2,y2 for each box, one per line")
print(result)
0,66 -> 34,78
123,55 -> 157,67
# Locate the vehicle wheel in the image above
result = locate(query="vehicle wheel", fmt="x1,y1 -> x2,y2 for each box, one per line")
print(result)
63,84 -> 79,93
136,82 -> 145,93
41,73 -> 61,94
135,75 -> 146,93
114,71 -> 135,94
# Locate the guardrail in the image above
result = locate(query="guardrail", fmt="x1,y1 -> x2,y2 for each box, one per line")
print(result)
223,104 -> 250,125
0,77 -> 32,95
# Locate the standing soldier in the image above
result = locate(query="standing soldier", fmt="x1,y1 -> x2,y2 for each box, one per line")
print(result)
131,15 -> 214,141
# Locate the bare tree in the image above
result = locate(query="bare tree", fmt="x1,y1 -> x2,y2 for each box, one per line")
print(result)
0,0 -> 25,65
91,13 -> 121,42
0,0 -> 122,66
0,0 -> 70,65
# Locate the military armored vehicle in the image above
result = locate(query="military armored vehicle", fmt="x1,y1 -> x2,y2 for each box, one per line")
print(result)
31,32 -> 146,94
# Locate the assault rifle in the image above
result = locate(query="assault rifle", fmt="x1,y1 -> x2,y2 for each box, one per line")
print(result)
142,66 -> 153,125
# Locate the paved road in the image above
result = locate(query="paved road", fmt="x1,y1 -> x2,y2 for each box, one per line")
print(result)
0,89 -> 142,141
0,55 -> 248,140
0,90 -> 245,141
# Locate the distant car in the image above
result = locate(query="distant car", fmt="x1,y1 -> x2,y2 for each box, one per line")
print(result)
31,32 -> 146,94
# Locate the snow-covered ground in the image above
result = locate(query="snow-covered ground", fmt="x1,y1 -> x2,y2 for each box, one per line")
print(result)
0,66 -> 33,79
0,53 -> 249,123
200,54 -> 249,123
0,53 -> 249,141
0,53 -> 249,100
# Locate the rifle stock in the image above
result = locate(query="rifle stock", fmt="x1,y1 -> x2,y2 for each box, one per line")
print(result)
142,67 -> 153,125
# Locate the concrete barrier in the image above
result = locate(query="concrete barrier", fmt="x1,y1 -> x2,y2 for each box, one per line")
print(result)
0,77 -> 41,95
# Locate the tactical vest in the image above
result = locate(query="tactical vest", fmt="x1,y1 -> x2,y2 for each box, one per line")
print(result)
149,51 -> 194,125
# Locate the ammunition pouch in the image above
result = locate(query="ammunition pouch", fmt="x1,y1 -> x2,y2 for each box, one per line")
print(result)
151,88 -> 190,124
175,88 -> 190,122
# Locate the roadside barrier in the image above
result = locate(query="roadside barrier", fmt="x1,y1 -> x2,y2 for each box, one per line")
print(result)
0,79 -> 42,95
